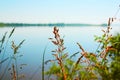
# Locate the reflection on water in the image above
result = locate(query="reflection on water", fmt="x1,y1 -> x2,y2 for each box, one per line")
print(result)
0,26 -> 120,79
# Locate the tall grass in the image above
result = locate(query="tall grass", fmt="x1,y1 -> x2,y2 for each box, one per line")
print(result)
0,28 -> 25,80
42,46 -> 47,80
0,28 -> 15,79
0,28 -> 15,70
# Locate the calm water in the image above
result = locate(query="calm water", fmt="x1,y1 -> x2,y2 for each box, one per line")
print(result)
0,26 -> 120,79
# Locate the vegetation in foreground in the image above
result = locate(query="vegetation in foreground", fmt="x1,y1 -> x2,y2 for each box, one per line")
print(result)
45,18 -> 120,80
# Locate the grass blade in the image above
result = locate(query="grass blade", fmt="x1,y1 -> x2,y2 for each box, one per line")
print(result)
9,28 -> 15,38
0,32 -> 7,47
0,57 -> 9,64
42,46 -> 47,80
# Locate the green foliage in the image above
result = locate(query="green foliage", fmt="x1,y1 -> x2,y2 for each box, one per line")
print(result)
109,33 -> 120,79
46,63 -> 61,75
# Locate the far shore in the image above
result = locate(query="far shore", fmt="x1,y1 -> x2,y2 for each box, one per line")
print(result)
0,23 -> 107,27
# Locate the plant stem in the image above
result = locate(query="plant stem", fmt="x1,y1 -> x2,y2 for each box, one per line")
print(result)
0,58 -> 12,80
95,43 -> 101,55
42,46 -> 47,80
0,39 -> 9,71
12,64 -> 17,80
15,57 -> 18,80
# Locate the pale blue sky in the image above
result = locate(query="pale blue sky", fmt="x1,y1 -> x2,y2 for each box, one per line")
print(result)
0,0 -> 120,23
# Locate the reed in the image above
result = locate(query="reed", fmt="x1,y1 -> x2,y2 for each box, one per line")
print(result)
42,46 -> 47,80
0,28 -> 15,70
11,40 -> 25,80
0,28 -> 25,80
0,28 -> 15,79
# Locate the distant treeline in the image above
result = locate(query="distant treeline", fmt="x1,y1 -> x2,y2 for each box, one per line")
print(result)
0,22 -> 107,27
0,23 -> 5,27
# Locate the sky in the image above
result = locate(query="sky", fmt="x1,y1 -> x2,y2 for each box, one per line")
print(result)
0,0 -> 120,24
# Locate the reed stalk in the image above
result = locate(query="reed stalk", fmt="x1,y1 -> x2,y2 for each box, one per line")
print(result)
42,46 -> 47,80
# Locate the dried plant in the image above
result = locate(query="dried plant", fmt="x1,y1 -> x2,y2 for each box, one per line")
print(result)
12,64 -> 17,80
48,27 -> 67,80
